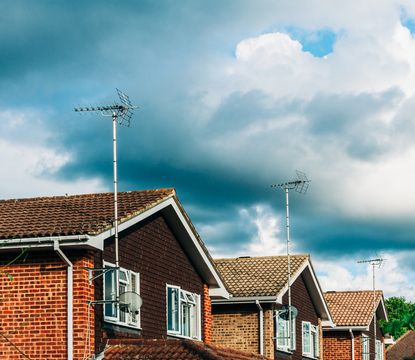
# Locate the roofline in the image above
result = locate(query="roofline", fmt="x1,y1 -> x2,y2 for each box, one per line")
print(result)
277,258 -> 334,323
212,295 -> 279,305
323,325 -> 369,331
0,234 -> 92,249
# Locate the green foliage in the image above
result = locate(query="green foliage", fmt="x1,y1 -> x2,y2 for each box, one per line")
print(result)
381,297 -> 415,339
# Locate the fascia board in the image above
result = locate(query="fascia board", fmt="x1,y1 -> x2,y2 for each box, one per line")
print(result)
212,295 -> 279,305
323,325 -> 369,331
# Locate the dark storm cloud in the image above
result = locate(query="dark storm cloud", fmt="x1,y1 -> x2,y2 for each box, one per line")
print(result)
3,1 -> 415,262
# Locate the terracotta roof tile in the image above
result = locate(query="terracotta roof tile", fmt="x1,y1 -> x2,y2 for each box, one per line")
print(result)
104,339 -> 271,360
214,255 -> 309,298
324,290 -> 383,326
0,189 -> 175,239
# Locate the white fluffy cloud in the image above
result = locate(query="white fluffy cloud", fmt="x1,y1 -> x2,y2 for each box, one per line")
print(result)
0,108 -> 106,198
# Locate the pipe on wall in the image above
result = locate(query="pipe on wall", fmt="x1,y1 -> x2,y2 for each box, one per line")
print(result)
54,241 -> 74,360
256,300 -> 264,355
349,328 -> 355,360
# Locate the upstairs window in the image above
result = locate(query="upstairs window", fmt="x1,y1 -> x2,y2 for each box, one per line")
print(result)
375,339 -> 384,360
362,334 -> 370,360
302,322 -> 319,358
275,310 -> 296,352
166,285 -> 201,340
103,262 -> 140,328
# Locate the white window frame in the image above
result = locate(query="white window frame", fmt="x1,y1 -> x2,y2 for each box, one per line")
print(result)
362,334 -> 370,360
302,321 -> 319,358
166,284 -> 201,340
275,310 -> 296,352
103,261 -> 141,329
375,339 -> 383,360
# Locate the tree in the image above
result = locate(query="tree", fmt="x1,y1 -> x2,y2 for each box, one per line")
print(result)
381,297 -> 415,339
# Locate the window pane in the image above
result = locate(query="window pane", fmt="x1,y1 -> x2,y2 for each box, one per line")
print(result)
182,304 -> 191,337
131,273 -> 137,293
119,269 -> 128,283
167,287 -> 179,332
302,322 -> 310,354
104,268 -> 116,318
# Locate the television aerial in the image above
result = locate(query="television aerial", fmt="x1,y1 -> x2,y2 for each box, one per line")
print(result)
119,291 -> 143,314
278,305 -> 298,321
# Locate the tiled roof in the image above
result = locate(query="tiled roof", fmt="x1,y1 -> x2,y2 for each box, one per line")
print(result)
214,255 -> 309,297
324,290 -> 384,326
104,339 -> 271,360
0,189 -> 175,239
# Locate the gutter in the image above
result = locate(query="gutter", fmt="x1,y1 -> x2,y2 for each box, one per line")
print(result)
349,329 -> 354,360
0,235 -> 89,249
54,241 -> 74,360
256,300 -> 264,356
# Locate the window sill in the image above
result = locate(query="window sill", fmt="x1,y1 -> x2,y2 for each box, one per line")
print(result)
104,319 -> 141,331
302,355 -> 319,360
276,349 -> 294,355
167,332 -> 201,342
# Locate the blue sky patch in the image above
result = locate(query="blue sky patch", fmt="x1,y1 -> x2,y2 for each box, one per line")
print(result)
284,26 -> 337,57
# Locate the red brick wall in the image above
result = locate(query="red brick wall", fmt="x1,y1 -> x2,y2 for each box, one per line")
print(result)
95,213 -> 206,352
323,331 -> 354,360
203,284 -> 213,344
0,250 -> 95,360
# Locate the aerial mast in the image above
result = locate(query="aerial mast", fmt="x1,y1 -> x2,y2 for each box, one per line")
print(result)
271,170 -> 310,350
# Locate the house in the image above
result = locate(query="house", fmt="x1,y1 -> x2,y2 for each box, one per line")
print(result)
0,188 -> 234,360
211,255 -> 334,360
323,290 -> 388,360
386,330 -> 415,360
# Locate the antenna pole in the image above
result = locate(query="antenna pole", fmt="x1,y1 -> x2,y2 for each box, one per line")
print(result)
285,186 -> 292,350
271,171 -> 310,351
357,257 -> 384,354
113,112 -> 120,311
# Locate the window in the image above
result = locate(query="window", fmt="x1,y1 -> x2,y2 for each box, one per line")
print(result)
275,310 -> 296,352
362,334 -> 369,360
302,322 -> 319,358
375,339 -> 384,360
166,285 -> 201,340
103,262 -> 140,328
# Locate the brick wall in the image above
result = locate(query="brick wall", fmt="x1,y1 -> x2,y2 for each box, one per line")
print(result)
212,302 -> 260,354
323,331 -> 354,360
0,250 -> 95,360
203,284 -> 213,344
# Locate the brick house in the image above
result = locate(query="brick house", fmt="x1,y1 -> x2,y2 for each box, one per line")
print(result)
386,330 -> 415,360
0,188 -> 244,360
211,255 -> 334,359
323,290 -> 388,360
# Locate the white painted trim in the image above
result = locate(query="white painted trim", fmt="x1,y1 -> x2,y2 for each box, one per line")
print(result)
212,295 -> 279,304
323,325 -> 369,331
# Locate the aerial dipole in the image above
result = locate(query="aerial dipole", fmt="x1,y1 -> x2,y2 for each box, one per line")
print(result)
357,257 -> 385,355
74,89 -> 138,313
271,170 -> 310,351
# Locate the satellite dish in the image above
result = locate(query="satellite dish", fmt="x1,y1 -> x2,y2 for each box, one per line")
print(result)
278,305 -> 298,320
119,291 -> 143,314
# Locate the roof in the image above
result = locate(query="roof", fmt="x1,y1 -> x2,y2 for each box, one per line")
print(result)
214,255 -> 309,297
386,330 -> 415,359
104,339 -> 271,360
324,290 -> 385,327
0,189 -> 175,239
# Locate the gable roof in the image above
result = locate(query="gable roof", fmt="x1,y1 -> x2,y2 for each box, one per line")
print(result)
214,255 -> 308,298
324,290 -> 387,328
104,339 -> 271,360
0,188 -> 174,239
213,255 -> 333,325
0,189 -> 228,298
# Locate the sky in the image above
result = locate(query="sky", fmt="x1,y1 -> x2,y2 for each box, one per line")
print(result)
2,0 -> 415,300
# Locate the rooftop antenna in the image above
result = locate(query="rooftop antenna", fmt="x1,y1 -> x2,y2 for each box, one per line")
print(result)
74,89 -> 138,317
271,170 -> 310,351
357,257 -> 385,356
